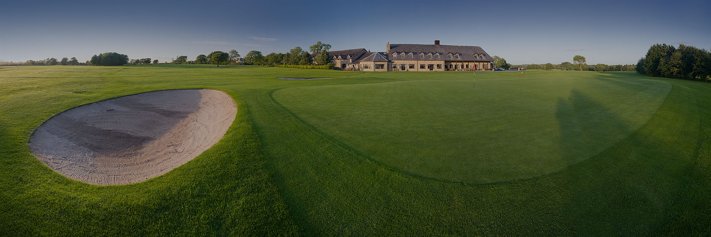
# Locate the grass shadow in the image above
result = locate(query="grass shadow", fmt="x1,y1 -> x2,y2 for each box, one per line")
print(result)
555,89 -> 633,164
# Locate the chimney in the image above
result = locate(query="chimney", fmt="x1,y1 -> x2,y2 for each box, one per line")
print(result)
386,41 -> 391,52
434,40 -> 440,46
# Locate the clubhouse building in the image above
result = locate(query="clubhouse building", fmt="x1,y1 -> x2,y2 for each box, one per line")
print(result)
329,40 -> 494,72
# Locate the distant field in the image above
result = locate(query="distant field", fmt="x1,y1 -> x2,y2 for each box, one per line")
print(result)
0,66 -> 710,235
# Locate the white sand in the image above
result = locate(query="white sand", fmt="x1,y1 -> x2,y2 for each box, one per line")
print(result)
29,89 -> 237,185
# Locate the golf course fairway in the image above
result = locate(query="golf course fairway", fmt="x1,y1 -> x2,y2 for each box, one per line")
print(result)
1,66 -> 709,235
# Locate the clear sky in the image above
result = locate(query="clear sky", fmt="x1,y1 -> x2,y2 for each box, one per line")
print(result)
1,0 -> 709,64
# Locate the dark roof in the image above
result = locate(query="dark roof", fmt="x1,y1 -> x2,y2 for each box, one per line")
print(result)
359,52 -> 389,62
388,44 -> 493,62
329,48 -> 368,61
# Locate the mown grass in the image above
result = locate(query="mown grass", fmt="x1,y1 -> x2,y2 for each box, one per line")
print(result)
0,66 -> 709,235
272,74 -> 671,183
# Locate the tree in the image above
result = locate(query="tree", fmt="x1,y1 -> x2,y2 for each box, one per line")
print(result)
560,62 -> 574,70
208,51 -> 229,66
664,49 -> 684,78
153,59 -> 159,64
229,49 -> 241,64
637,43 -> 711,81
244,50 -> 265,65
699,48 -> 711,81
46,58 -> 58,65
173,56 -> 188,64
60,57 -> 69,65
90,55 -> 100,65
309,41 -> 332,65
573,55 -> 586,71
644,44 -> 675,77
493,56 -> 511,69
676,45 -> 711,80
69,57 -> 79,65
309,41 -> 331,55
544,63 -> 554,70
195,54 -> 208,64
265,53 -> 286,66
299,52 -> 312,65
90,52 -> 129,66
137,58 -> 151,64
313,51 -> 331,65
594,64 -> 608,72
288,47 -> 305,65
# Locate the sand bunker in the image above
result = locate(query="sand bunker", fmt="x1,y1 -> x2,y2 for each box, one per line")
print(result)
29,89 -> 237,185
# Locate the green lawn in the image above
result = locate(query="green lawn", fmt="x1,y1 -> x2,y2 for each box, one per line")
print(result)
0,66 -> 710,235
273,74 -> 670,183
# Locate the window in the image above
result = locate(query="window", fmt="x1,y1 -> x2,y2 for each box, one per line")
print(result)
409,64 -> 415,69
375,64 -> 385,70
400,64 -> 406,70
420,64 -> 425,69
363,64 -> 370,69
436,64 -> 442,69
428,64 -> 434,70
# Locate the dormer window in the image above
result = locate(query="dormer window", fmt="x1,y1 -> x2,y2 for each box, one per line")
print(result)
435,53 -> 440,59
427,53 -> 433,59
392,53 -> 398,58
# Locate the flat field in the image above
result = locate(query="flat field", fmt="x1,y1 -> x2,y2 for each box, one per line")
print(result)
1,65 -> 710,235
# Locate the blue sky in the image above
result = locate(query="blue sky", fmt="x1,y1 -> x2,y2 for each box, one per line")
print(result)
0,0 -> 709,64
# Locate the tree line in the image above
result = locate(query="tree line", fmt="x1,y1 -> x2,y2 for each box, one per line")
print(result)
1,57 -> 83,66
502,54 -> 635,72
129,58 -> 159,65
635,43 -> 711,81
170,41 -> 333,67
513,62 -> 637,72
